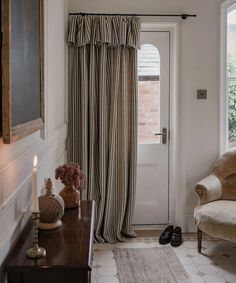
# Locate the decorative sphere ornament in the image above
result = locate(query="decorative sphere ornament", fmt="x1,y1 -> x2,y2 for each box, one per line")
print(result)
38,178 -> 64,230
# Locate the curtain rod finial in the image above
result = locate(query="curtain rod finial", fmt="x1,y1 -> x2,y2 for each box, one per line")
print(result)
181,13 -> 197,20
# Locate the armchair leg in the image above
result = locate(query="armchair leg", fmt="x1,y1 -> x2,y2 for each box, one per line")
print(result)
197,229 -> 202,253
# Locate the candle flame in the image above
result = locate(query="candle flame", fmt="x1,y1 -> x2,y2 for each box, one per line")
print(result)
33,155 -> 38,168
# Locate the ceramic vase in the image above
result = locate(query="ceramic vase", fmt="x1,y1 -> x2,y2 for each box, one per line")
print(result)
38,178 -> 64,230
59,184 -> 80,208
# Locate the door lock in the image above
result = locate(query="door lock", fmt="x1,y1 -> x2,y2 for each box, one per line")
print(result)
155,127 -> 167,144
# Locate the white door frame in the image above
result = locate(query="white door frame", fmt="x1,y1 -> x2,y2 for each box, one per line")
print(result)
219,0 -> 236,153
139,20 -> 183,228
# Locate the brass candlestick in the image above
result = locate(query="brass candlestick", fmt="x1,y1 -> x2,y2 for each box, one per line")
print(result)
26,211 -> 46,259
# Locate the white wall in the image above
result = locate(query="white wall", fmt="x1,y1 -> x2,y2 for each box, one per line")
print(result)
0,0 -> 68,280
69,0 -> 222,231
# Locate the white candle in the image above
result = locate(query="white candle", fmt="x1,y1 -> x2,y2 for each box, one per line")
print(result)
32,155 -> 39,212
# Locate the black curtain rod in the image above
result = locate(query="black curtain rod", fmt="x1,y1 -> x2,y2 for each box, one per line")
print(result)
69,12 -> 196,20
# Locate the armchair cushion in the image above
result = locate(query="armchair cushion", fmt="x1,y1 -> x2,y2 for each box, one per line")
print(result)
221,174 -> 236,200
213,148 -> 236,180
194,200 -> 236,243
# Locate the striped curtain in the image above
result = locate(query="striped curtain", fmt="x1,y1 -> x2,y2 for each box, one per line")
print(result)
68,15 -> 141,243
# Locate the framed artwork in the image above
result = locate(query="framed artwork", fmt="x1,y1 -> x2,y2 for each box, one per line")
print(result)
1,0 -> 44,144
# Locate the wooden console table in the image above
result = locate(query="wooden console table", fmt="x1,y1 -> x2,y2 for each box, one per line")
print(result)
5,200 -> 95,283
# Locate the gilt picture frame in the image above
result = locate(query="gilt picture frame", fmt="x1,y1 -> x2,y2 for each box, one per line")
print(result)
1,0 -> 44,144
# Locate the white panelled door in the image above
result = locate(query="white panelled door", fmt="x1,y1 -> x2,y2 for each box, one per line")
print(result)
133,31 -> 170,225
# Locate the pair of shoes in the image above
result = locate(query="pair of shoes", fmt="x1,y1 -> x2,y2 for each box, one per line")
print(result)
159,225 -> 182,247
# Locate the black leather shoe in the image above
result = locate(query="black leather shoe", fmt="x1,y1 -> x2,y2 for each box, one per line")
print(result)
170,226 -> 182,247
159,225 -> 174,245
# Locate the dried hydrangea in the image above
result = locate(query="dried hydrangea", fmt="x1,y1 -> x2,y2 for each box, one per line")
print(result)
55,162 -> 86,189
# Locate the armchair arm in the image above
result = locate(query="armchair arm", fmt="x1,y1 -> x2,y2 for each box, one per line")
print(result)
195,174 -> 222,205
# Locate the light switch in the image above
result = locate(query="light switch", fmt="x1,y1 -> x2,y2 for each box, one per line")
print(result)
197,89 -> 207,99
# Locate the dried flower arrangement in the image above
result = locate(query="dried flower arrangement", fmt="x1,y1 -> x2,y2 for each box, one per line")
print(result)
55,162 -> 86,190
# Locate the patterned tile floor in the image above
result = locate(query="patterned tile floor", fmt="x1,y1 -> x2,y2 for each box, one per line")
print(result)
91,231 -> 236,283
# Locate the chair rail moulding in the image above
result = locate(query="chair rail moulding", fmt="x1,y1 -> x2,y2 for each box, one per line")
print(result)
1,0 -> 45,144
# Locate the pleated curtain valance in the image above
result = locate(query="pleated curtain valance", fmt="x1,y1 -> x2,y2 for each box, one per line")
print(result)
68,15 -> 141,48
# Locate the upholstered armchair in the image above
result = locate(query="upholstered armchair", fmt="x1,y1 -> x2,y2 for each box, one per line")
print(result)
194,149 -> 236,253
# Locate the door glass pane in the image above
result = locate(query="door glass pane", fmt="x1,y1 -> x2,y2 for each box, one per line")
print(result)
227,9 -> 236,143
138,44 -> 160,144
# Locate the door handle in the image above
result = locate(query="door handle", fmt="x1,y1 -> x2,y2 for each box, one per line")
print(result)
155,127 -> 167,144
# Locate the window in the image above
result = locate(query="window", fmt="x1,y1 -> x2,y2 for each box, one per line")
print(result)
227,8 -> 236,146
138,44 -> 160,144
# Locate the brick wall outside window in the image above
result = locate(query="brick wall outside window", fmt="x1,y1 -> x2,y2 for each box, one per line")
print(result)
138,78 -> 160,144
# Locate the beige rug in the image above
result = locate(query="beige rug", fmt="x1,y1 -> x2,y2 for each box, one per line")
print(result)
113,246 -> 191,283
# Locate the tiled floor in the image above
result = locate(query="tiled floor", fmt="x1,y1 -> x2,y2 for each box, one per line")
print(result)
91,231 -> 236,283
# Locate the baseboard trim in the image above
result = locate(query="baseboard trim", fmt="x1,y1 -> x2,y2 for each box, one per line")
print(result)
185,214 -> 197,232
132,224 -> 168,230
